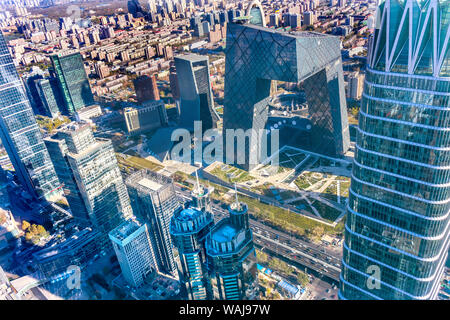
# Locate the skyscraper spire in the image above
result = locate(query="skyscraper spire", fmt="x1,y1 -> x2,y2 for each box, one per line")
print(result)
195,169 -> 201,193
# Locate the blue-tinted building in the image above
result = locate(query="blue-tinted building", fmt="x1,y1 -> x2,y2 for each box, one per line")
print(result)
170,206 -> 214,300
45,122 -> 132,246
109,220 -> 157,287
222,22 -> 349,170
340,0 -> 450,300
126,170 -> 179,277
0,32 -> 61,200
33,227 -> 101,279
205,199 -> 258,300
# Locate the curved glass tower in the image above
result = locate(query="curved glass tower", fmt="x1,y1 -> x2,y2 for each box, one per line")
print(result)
205,201 -> 258,300
340,0 -> 450,300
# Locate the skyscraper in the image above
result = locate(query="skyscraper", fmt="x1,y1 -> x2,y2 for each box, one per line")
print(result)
223,22 -> 349,170
51,52 -> 95,115
340,0 -> 450,300
133,74 -> 160,103
205,196 -> 258,300
171,206 -> 214,300
174,54 -> 219,132
126,170 -> 179,277
109,220 -> 157,287
35,78 -> 64,118
0,32 -> 61,200
45,122 -> 132,243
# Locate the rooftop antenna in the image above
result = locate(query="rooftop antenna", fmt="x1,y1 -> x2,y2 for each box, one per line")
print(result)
234,182 -> 241,210
195,170 -> 201,192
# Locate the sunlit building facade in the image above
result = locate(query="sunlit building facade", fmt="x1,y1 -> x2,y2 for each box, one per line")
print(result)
0,32 -> 61,200
126,170 -> 179,277
340,0 -> 450,300
205,200 -> 258,300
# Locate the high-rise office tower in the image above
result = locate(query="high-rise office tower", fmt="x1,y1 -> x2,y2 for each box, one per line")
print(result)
205,196 -> 258,300
123,100 -> 168,135
303,11 -> 316,26
109,220 -> 157,287
44,122 -> 132,243
133,74 -> 160,103
51,52 -> 95,115
174,54 -> 219,132
35,78 -> 64,118
169,61 -> 180,100
223,22 -> 349,170
170,205 -> 214,300
126,170 -> 179,277
269,13 -> 279,28
23,73 -> 44,116
0,32 -> 61,200
340,0 -> 450,300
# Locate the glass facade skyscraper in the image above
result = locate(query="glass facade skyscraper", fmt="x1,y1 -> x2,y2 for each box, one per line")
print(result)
35,78 -> 64,118
340,0 -> 450,300
126,170 -> 179,277
0,32 -> 61,200
171,206 -> 214,300
205,200 -> 258,300
51,52 -> 95,115
223,22 -> 350,170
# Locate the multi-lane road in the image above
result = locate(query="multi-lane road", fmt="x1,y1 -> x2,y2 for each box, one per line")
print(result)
212,203 -> 341,282
175,184 -> 342,283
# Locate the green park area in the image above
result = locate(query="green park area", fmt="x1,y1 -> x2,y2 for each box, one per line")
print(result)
172,171 -> 344,241
321,178 -> 351,203
210,164 -> 254,184
116,154 -> 163,172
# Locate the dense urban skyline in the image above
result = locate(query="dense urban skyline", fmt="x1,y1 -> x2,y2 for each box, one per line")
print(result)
0,0 -> 448,305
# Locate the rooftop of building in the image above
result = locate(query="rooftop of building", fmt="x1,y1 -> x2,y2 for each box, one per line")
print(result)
211,222 -> 239,243
229,201 -> 247,215
231,21 -> 331,39
126,169 -> 173,194
58,121 -> 90,134
109,220 -> 143,242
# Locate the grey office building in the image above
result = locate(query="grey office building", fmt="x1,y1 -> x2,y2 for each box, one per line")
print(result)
126,170 -> 179,276
222,22 -> 349,170
109,220 -> 157,287
0,32 -> 61,200
35,78 -> 64,118
340,0 -> 450,300
174,54 -> 219,132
